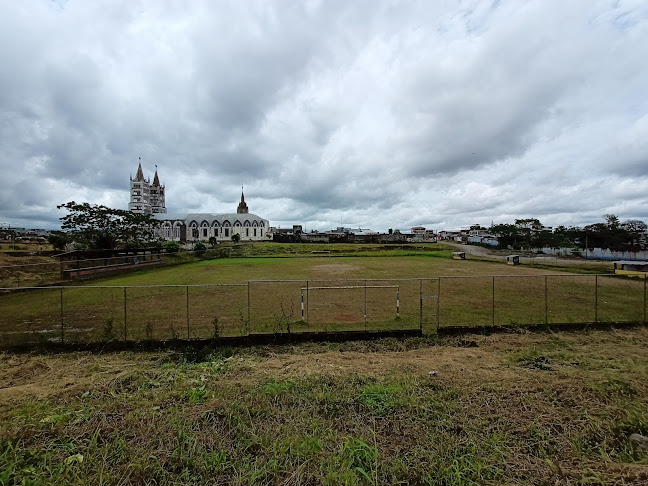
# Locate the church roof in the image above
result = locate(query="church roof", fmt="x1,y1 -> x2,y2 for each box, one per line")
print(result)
186,213 -> 267,224
154,213 -> 268,224
152,170 -> 160,186
135,163 -> 145,181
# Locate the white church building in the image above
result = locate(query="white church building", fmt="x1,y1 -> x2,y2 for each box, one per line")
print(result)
130,162 -> 271,243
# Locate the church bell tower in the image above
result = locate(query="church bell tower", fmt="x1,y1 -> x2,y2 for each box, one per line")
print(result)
237,187 -> 249,214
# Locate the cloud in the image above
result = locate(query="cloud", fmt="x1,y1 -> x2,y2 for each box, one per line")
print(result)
1,0 -> 648,232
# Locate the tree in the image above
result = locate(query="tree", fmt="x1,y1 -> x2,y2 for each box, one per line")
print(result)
604,214 -> 620,230
622,220 -> 647,250
57,201 -> 160,250
514,219 -> 542,231
231,233 -> 241,243
622,219 -> 647,234
512,219 -> 543,247
193,241 -> 207,256
584,217 -> 632,251
47,231 -> 71,251
162,240 -> 180,253
208,236 -> 218,248
491,224 -> 520,249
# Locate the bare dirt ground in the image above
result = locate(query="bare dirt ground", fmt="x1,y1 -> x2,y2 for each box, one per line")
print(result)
308,263 -> 362,276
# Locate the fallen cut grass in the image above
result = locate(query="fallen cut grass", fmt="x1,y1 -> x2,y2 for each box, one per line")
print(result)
1,327 -> 647,484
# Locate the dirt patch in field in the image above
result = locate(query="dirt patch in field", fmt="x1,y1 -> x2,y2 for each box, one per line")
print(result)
309,263 -> 361,276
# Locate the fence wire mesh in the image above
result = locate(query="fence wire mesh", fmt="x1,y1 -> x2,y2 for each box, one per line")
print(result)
0,273 -> 646,347
547,275 -> 596,324
438,276 -> 493,327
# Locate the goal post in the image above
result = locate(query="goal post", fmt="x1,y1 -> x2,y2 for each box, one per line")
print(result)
300,284 -> 400,328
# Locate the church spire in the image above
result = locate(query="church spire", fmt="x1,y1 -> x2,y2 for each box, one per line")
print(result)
237,185 -> 249,214
153,166 -> 160,186
135,157 -> 144,181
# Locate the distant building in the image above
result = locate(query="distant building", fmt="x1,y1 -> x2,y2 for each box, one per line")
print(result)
439,230 -> 463,241
128,161 -> 270,242
411,226 -> 436,241
129,161 -> 166,215
271,225 -> 303,242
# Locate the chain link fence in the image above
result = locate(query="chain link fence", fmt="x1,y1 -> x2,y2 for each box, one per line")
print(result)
0,274 -> 645,347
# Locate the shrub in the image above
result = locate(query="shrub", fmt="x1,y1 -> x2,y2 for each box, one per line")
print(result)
193,242 -> 207,256
162,240 -> 180,253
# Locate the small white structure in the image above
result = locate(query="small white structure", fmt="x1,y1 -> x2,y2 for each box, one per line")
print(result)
506,255 -> 520,265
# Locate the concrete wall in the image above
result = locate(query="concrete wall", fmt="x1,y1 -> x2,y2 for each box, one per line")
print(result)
540,247 -> 648,261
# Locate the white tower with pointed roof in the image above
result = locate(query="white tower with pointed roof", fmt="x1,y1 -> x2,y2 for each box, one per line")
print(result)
149,168 -> 166,214
129,159 -> 166,214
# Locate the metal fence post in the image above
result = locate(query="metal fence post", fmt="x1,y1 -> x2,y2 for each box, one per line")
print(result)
247,282 -> 251,335
437,277 -> 441,333
364,279 -> 367,331
594,275 -> 598,323
60,287 -> 64,343
644,274 -> 648,324
306,280 -> 309,325
186,285 -> 190,339
396,286 -> 400,318
419,279 -> 423,331
544,275 -> 548,325
492,276 -> 495,326
123,287 -> 127,341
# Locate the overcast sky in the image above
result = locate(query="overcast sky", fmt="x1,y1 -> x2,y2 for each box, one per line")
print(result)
1,0 -> 647,232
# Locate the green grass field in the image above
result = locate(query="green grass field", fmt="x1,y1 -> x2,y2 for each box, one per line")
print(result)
1,328 -> 647,484
2,245 -> 647,484
0,243 -> 645,347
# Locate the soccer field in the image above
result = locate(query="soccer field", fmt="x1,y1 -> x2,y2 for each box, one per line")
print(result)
0,248 -> 644,347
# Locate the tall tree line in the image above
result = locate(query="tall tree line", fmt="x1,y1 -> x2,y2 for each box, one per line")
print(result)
490,215 -> 647,251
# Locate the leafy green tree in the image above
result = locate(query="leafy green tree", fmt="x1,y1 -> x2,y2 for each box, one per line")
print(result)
621,219 -> 647,250
604,214 -> 620,230
162,240 -> 180,253
491,224 -> 520,249
47,231 -> 70,251
57,201 -> 160,250
583,216 -> 633,251
514,219 -> 542,231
